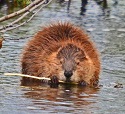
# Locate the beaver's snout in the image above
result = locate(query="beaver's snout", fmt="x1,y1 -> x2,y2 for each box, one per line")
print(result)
64,70 -> 73,79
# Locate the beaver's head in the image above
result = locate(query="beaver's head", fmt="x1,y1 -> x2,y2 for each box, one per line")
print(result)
54,43 -> 94,83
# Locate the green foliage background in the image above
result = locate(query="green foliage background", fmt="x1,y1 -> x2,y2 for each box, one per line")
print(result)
14,0 -> 31,6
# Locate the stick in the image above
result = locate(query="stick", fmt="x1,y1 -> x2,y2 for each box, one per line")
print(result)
4,73 -> 64,83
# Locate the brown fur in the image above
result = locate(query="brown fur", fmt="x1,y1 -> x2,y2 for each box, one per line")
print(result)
21,22 -> 101,87
0,38 -> 4,49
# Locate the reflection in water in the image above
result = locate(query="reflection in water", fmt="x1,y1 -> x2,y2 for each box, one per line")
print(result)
57,0 -> 88,15
67,0 -> 71,11
94,0 -> 110,16
80,0 -> 88,15
56,0 -> 71,10
103,0 -> 108,8
75,0 -> 113,16
22,84 -> 99,113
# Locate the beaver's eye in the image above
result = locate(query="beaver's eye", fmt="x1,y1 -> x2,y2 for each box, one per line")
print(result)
76,60 -> 80,65
60,58 -> 63,64
75,58 -> 80,65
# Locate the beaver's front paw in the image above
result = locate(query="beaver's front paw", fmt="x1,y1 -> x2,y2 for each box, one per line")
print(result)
78,80 -> 88,86
50,76 -> 59,84
49,76 -> 59,88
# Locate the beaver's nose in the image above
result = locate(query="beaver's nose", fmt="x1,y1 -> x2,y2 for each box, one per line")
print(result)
64,70 -> 73,79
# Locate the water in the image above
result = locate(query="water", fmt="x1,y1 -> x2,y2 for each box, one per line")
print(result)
1,0 -> 125,113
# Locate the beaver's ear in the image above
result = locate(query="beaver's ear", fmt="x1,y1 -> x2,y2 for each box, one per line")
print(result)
79,50 -> 88,61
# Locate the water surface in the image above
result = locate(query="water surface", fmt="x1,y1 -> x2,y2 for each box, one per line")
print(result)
0,0 -> 125,114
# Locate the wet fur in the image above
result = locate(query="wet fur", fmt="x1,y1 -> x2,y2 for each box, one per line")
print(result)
21,22 -> 101,87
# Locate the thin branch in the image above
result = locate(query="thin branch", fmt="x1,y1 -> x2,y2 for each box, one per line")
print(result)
4,73 -> 51,80
4,73 -> 64,83
0,0 -> 44,22
27,0 -> 53,22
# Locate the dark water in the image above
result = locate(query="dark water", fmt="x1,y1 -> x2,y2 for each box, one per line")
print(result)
1,0 -> 125,113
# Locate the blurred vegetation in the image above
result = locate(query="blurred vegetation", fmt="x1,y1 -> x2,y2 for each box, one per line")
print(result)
14,0 -> 32,7
0,0 -> 33,15
0,0 -> 32,8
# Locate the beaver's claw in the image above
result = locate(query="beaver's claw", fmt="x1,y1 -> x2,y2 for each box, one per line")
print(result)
49,76 -> 59,88
50,76 -> 59,84
78,80 -> 88,86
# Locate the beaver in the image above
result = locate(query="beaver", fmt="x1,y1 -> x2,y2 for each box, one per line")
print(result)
21,22 -> 101,87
